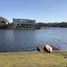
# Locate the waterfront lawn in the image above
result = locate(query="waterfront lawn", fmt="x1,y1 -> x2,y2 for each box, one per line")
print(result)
0,51 -> 67,67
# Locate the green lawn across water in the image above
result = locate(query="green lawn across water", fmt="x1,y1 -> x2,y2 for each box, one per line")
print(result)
0,51 -> 67,67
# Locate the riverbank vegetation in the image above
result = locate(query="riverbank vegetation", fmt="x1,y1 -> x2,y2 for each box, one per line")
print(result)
0,51 -> 67,67
6,24 -> 48,30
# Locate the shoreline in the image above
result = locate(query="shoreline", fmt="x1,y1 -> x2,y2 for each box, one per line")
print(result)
0,51 -> 67,56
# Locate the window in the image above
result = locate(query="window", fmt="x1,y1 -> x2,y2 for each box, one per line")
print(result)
17,24 -> 19,26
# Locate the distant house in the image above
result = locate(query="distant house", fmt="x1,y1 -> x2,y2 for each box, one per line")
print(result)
0,17 -> 9,28
13,18 -> 36,27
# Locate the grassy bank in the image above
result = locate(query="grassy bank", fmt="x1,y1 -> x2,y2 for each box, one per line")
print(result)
6,26 -> 48,30
0,51 -> 67,67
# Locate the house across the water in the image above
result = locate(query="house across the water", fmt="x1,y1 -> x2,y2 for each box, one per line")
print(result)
13,18 -> 36,27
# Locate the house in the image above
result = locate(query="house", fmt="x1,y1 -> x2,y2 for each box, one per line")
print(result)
13,18 -> 36,27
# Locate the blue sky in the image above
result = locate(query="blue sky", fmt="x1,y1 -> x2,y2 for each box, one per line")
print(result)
0,0 -> 67,23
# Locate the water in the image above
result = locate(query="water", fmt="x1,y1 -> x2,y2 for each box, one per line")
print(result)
0,28 -> 67,52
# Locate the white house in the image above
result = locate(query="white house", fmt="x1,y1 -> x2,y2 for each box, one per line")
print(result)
13,18 -> 36,27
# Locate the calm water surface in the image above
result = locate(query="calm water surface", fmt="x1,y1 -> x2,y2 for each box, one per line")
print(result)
0,28 -> 67,52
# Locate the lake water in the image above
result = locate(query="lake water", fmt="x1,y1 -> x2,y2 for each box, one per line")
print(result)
0,28 -> 67,52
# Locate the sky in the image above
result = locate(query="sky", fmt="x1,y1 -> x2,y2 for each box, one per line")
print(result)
0,0 -> 67,23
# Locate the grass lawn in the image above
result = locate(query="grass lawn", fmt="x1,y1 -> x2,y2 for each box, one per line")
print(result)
0,51 -> 67,67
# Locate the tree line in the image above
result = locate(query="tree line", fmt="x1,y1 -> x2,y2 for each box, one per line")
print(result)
47,22 -> 67,28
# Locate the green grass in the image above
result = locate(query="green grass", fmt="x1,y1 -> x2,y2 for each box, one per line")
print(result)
0,51 -> 67,67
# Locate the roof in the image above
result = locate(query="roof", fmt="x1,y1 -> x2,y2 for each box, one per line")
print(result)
0,16 -> 9,23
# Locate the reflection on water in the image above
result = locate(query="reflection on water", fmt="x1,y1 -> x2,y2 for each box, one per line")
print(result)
0,28 -> 67,52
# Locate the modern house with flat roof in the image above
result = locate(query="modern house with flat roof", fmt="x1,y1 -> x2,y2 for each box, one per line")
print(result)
13,18 -> 36,27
